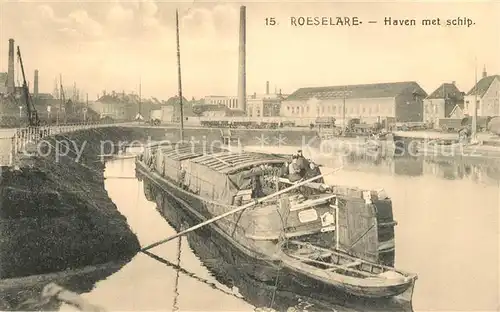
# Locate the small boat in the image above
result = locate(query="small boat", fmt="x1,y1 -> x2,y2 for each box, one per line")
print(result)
279,240 -> 417,300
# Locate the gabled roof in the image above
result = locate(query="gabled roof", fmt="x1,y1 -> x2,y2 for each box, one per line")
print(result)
449,104 -> 464,118
426,83 -> 463,100
285,81 -> 427,101
466,75 -> 500,97
165,95 -> 188,106
190,151 -> 286,174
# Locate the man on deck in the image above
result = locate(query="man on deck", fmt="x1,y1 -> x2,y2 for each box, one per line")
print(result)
288,156 -> 302,182
296,150 -> 309,178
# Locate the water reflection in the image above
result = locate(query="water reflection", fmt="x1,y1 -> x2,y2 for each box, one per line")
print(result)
333,154 -> 500,185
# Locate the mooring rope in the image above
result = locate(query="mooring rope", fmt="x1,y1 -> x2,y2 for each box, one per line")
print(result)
172,235 -> 182,312
141,250 -> 243,300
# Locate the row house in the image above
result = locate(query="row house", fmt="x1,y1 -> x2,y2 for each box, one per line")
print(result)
281,81 -> 427,126
423,82 -> 464,128
463,68 -> 500,117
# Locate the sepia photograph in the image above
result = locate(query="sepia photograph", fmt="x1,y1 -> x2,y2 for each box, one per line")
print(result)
0,1 -> 499,311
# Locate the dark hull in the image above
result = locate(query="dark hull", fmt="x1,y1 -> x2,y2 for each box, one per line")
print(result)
136,160 -> 414,309
135,160 -> 279,282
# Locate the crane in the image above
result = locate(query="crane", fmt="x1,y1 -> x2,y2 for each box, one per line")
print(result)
17,46 -> 40,127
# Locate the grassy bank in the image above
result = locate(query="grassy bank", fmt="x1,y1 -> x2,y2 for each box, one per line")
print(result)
0,127 -> 156,280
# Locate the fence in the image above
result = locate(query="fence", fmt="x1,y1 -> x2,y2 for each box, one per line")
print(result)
0,122 -> 130,166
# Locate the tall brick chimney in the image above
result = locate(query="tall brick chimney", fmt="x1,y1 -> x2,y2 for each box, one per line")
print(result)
34,69 -> 39,98
237,6 -> 246,112
7,38 -> 15,94
266,81 -> 269,95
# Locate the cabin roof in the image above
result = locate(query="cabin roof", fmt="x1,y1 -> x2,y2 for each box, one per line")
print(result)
157,143 -> 228,161
190,151 -> 286,174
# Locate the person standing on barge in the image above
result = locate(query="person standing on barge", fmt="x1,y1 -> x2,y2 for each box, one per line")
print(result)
296,150 -> 309,178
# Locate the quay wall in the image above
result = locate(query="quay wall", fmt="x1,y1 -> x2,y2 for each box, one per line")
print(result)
0,127 -> 152,279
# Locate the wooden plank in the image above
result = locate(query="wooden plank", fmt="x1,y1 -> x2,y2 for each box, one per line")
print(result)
286,253 -> 377,278
289,194 -> 336,211
326,260 -> 362,271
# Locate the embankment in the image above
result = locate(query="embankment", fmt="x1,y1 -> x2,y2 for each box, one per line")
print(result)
0,125 -> 316,278
0,127 -> 157,280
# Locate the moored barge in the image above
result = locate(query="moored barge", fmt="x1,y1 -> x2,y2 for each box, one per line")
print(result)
135,141 -> 417,302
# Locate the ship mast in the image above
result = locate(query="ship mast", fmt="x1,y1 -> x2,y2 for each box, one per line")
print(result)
176,9 -> 184,142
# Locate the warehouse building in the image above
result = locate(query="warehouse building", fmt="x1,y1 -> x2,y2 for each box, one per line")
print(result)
281,81 -> 427,127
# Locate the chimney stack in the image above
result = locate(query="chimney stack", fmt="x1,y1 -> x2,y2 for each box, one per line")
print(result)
237,6 -> 246,112
266,81 -> 269,95
34,70 -> 39,98
482,65 -> 487,78
7,38 -> 15,94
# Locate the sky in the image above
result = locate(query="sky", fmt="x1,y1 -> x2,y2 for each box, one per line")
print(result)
0,0 -> 499,101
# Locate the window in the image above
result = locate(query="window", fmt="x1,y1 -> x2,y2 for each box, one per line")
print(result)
306,107 -> 310,112
291,107 -> 295,114
296,107 -> 299,114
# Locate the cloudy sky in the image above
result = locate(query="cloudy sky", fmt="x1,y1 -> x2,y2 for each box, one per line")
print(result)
0,0 -> 499,100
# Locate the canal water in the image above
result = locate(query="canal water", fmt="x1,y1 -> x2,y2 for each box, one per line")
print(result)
59,147 -> 498,312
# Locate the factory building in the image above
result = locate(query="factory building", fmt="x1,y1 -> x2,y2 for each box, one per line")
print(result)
204,96 -> 239,109
281,81 -> 427,127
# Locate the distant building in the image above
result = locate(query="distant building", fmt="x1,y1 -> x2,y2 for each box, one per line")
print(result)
282,81 -> 427,126
423,82 -> 464,127
160,96 -> 197,123
204,95 -> 239,110
92,91 -> 139,120
246,92 -> 284,118
463,67 -> 500,117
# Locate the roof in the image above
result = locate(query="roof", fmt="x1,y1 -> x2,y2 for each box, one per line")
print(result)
190,151 -> 286,174
466,75 -> 500,97
285,81 -> 427,101
426,83 -> 464,100
156,144 -> 227,161
449,104 -> 464,118
165,95 -> 188,106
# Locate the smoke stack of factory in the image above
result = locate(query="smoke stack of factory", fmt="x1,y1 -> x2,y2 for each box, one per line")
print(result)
266,81 -> 269,95
7,38 -> 15,94
237,6 -> 246,112
34,70 -> 39,98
